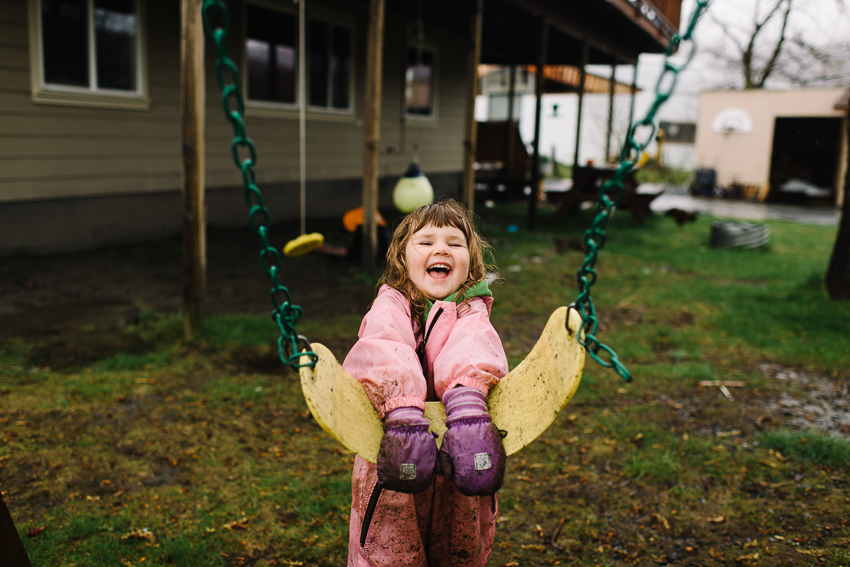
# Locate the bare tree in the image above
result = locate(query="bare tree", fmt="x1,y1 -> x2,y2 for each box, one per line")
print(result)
826,95 -> 850,300
705,0 -> 850,89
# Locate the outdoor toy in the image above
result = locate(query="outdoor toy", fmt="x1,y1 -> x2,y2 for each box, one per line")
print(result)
201,0 -> 709,445
283,232 -> 325,257
393,162 -> 434,213
300,307 -> 584,462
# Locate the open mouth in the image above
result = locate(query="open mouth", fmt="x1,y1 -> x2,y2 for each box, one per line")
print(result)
427,263 -> 452,278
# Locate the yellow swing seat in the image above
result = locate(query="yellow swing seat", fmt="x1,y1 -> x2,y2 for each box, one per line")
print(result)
283,232 -> 325,257
299,306 -> 585,463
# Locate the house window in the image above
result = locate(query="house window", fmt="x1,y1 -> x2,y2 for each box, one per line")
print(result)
308,20 -> 351,110
245,4 -> 352,112
405,46 -> 434,117
246,4 -> 296,104
40,0 -> 140,93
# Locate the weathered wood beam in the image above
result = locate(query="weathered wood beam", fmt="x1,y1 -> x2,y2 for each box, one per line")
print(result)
181,0 -> 206,340
362,0 -> 385,270
573,39 -> 590,169
528,17 -> 548,230
461,0 -> 483,211
605,59 -> 617,162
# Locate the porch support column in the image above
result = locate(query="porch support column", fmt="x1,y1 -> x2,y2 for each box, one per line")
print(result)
572,39 -> 590,171
628,63 -> 638,146
461,0 -> 483,211
503,64 -> 516,186
181,0 -> 206,340
605,58 -> 617,162
527,17 -> 548,230
362,0 -> 385,270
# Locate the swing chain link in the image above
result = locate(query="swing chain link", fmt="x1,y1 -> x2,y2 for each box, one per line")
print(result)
202,0 -> 318,369
575,0 -> 709,382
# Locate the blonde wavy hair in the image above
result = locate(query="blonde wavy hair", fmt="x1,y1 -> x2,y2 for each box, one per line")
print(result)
378,199 -> 495,325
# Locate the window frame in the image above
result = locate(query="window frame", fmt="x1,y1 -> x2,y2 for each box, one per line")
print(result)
243,0 -> 355,122
305,17 -> 354,115
404,41 -> 439,126
28,0 -> 150,111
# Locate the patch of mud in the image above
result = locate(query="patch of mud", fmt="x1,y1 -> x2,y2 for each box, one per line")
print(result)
759,362 -> 850,439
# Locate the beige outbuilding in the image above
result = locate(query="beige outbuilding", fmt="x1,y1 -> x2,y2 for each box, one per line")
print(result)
695,88 -> 848,206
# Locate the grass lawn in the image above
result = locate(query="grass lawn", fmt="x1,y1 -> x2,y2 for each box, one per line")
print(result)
2,203 -> 849,566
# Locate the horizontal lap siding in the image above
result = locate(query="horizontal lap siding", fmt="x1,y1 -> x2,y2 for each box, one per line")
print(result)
0,0 -> 468,204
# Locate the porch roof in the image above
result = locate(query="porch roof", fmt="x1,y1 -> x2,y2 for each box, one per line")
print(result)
388,0 -> 680,66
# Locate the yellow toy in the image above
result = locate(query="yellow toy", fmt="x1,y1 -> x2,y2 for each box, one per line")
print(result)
300,306 -> 584,463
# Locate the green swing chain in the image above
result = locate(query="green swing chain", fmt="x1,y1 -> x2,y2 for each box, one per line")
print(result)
575,0 -> 709,382
201,0 -> 318,369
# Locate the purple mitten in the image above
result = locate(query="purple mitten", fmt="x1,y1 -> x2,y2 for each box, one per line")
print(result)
439,386 -> 506,497
377,406 -> 437,494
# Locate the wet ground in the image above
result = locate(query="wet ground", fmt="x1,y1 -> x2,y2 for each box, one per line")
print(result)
650,186 -> 841,226
0,218 -> 372,371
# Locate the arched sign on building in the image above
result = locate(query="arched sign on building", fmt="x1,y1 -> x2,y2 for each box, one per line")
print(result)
711,108 -> 754,134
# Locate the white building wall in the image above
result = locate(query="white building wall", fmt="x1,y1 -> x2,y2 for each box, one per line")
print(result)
695,88 -> 847,190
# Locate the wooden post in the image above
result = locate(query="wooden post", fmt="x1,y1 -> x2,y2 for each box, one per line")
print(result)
503,64 -> 516,186
181,0 -> 205,340
362,0 -> 385,270
573,39 -> 590,171
299,0 -> 307,235
628,63 -> 638,137
527,17 -> 548,230
605,59 -> 617,162
461,0 -> 483,211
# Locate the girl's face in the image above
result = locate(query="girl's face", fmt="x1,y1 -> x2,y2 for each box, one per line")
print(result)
405,223 -> 470,300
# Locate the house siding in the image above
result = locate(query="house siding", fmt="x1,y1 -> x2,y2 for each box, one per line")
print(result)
0,0 -> 468,252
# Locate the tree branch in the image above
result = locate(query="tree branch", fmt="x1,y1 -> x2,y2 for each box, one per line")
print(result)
754,0 -> 793,87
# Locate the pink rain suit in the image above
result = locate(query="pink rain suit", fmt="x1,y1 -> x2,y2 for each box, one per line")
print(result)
344,285 -> 509,567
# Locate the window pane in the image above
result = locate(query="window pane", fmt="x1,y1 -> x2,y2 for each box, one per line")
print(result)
309,20 -> 329,107
41,0 -> 89,87
94,0 -> 137,90
247,39 -> 271,100
406,47 -> 434,116
247,5 -> 296,103
330,26 -> 350,109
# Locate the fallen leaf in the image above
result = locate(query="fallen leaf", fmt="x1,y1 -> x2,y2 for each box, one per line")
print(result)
717,430 -> 741,438
222,517 -> 249,530
27,524 -> 49,537
121,528 -> 155,543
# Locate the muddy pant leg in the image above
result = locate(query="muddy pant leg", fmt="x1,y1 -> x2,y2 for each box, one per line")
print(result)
348,456 -> 430,567
426,475 -> 497,567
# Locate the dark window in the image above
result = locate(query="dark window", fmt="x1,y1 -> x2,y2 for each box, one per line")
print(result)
659,121 -> 697,144
246,6 -> 350,110
406,47 -> 434,116
95,0 -> 137,90
247,4 -> 296,104
330,26 -> 350,109
309,20 -> 329,107
309,21 -> 351,110
41,0 -> 138,91
41,0 -> 90,88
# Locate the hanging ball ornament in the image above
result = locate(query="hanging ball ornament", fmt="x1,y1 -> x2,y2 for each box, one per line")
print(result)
393,162 -> 434,213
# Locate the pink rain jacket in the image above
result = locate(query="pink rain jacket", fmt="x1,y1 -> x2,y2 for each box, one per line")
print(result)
344,284 -> 509,567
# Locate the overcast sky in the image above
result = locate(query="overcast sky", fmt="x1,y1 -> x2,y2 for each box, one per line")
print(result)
516,0 -> 850,166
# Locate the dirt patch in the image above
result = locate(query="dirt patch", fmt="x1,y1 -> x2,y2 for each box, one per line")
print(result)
0,220 -> 372,371
758,362 -> 850,439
